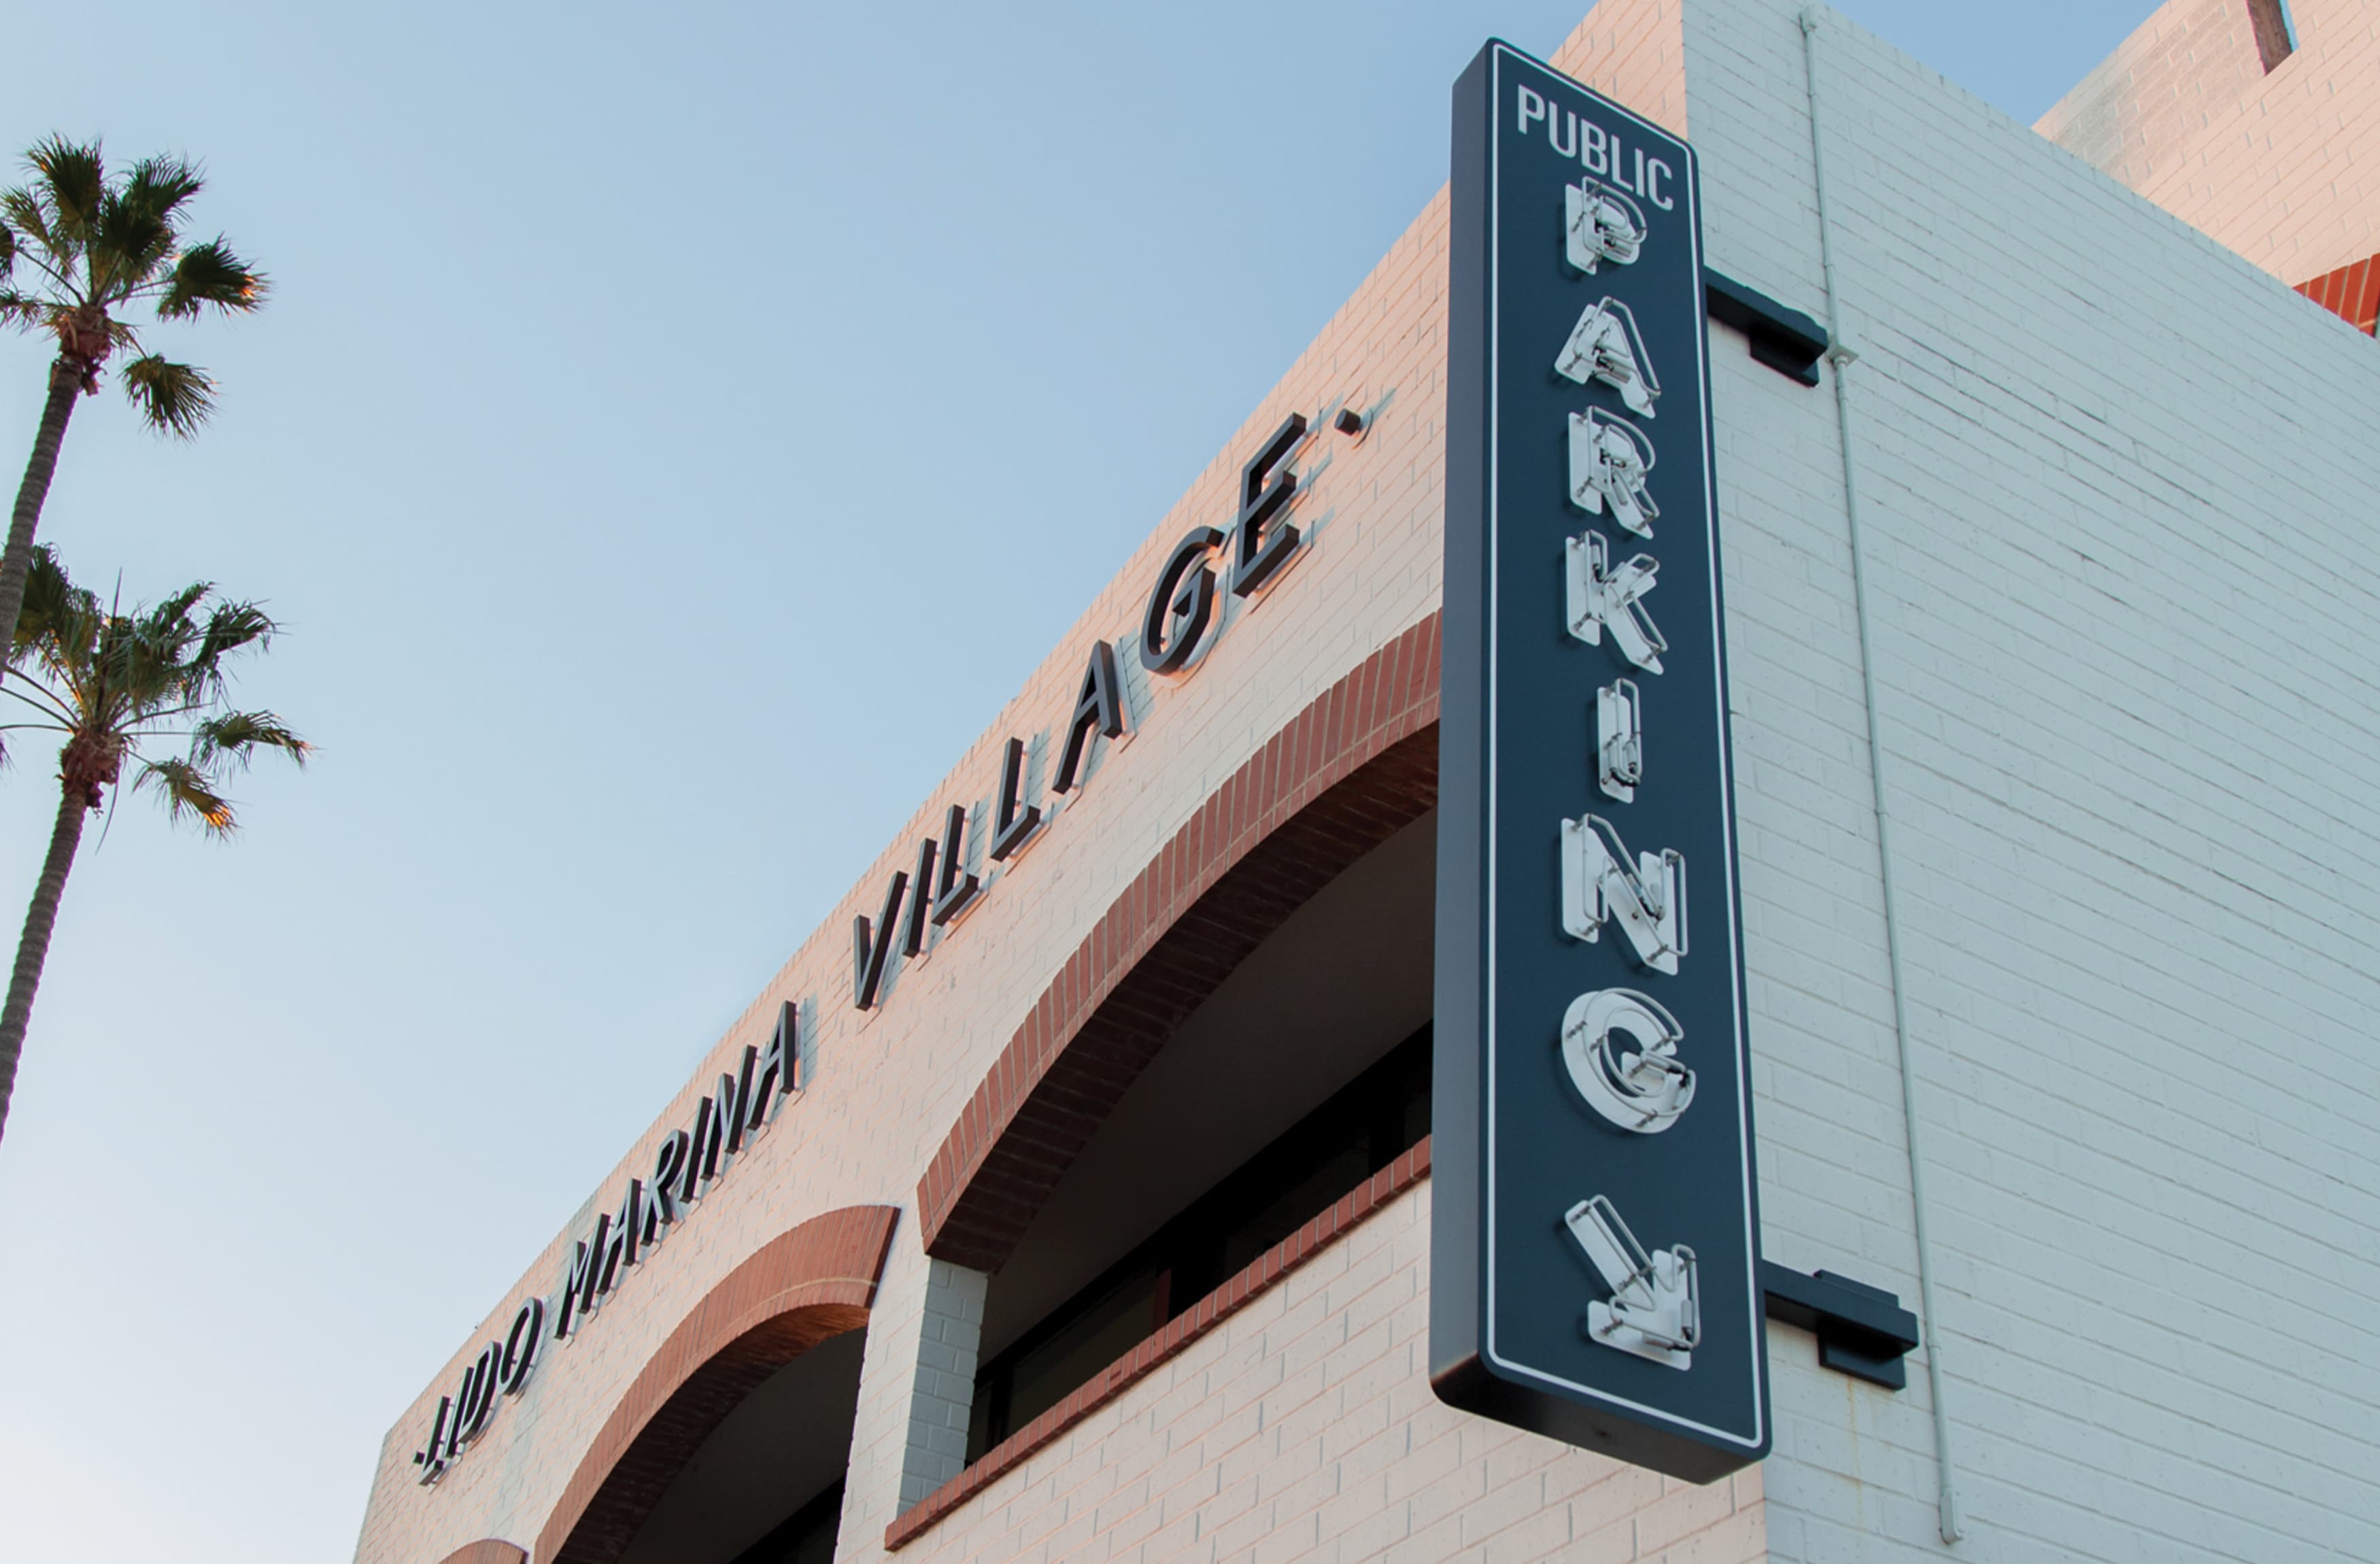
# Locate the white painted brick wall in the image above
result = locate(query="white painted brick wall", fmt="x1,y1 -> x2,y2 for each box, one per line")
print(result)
1688,1 -> 2380,1559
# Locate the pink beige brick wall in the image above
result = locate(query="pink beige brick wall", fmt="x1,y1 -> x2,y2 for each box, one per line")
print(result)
352,1 -> 1712,1555
354,8 -> 1706,1558
890,1143 -> 1440,1551
2037,0 -> 2380,284
887,1172 -> 1764,1564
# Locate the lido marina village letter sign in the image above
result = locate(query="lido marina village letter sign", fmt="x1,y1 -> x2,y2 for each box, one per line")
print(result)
405,400 -> 1365,1486
1432,41 -> 1769,1482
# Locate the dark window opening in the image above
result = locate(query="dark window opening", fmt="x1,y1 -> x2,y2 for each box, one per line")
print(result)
2247,0 -> 2296,72
966,1024 -> 1431,1461
616,1327 -> 864,1564
728,1480 -> 842,1564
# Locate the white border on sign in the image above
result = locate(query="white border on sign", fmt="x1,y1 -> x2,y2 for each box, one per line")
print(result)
1478,41 -> 1765,1454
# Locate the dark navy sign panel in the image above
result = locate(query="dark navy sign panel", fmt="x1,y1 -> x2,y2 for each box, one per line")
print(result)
1432,40 -> 1768,1482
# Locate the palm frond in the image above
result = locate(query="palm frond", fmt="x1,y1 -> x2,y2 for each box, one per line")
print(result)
16,549 -> 305,835
0,289 -> 43,330
26,137 -> 104,246
129,585 -> 213,702
92,174 -> 184,299
14,548 -> 107,719
192,709 -> 307,770
13,545 -> 87,657
0,188 -> 77,296
190,596 -> 273,664
120,353 -> 215,435
0,220 -> 12,275
7,244 -> 72,297
117,156 -> 203,230
140,580 -> 210,636
0,679 -> 76,728
135,754 -> 235,835
0,188 -> 51,260
173,599 -> 275,708
154,237 -> 265,319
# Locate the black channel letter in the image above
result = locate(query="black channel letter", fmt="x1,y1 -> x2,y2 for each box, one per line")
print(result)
991,737 -> 1042,861
499,1296 -> 545,1395
413,1395 -> 452,1484
1141,526 -> 1225,674
852,871 -> 908,1010
649,1130 -> 690,1226
746,1002 -> 800,1131
931,802 -> 982,924
901,838 -> 938,958
1052,641 -> 1127,796
1231,412 -> 1308,597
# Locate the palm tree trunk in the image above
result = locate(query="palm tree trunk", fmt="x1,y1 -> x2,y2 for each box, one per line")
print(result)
0,781 -> 90,1145
0,360 -> 83,664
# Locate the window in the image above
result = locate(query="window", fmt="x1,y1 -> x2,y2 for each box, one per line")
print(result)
727,1480 -> 841,1564
2247,0 -> 2297,73
966,1025 -> 1431,1459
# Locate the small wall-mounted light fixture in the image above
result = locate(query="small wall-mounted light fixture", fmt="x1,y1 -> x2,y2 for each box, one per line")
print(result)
1759,1263 -> 1922,1389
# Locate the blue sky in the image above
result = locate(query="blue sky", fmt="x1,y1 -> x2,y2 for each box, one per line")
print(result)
0,3 -> 2155,1559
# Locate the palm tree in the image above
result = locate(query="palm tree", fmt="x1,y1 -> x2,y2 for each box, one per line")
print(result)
0,137 -> 266,675
0,545 -> 306,1144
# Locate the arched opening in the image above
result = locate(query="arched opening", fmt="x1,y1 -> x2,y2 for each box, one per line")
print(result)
536,1206 -> 896,1564
918,613 -> 1442,1274
967,806 -> 1437,1454
617,1327 -> 863,1564
886,617 -> 1443,1536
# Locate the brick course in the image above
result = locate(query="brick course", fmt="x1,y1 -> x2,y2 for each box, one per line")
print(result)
917,616 -> 1441,1273
2294,253 -> 2380,333
889,1139 -> 1436,1550
434,1546 -> 526,1564
535,1206 -> 896,1564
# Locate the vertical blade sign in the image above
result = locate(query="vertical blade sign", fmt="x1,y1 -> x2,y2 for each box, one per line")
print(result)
1431,39 -> 1769,1482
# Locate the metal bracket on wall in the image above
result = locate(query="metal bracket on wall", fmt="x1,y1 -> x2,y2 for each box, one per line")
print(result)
1703,269 -> 1828,387
1759,1260 -> 1922,1389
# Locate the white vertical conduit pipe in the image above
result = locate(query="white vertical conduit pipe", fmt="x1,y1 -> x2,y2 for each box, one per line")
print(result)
1797,7 -> 1965,1545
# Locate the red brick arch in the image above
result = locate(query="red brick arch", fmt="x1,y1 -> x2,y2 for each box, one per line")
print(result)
534,1204 -> 898,1564
436,1544 -> 527,1564
917,611 -> 1443,1272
